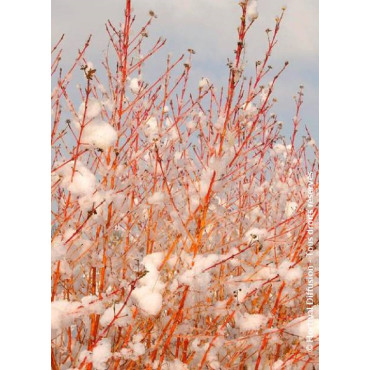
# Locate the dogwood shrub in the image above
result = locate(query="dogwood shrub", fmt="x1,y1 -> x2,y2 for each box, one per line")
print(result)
51,1 -> 319,369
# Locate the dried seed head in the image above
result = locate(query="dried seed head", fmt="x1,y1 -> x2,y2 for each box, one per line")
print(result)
149,10 -> 157,18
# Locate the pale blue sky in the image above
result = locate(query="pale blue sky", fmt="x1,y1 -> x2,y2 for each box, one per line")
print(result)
52,0 -> 318,140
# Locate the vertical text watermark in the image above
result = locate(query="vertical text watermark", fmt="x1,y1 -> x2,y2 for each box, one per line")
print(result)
305,171 -> 315,352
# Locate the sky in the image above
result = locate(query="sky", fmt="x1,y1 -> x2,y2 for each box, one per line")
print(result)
51,0 -> 318,140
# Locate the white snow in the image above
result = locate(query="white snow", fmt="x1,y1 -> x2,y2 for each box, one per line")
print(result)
169,359 -> 188,369
51,238 -> 67,262
186,120 -> 196,130
272,359 -> 284,370
260,87 -> 269,103
132,252 -> 165,315
100,303 -> 132,327
130,77 -> 141,94
198,77 -> 210,89
78,98 -> 102,121
92,339 -> 111,370
148,191 -> 164,205
285,201 -> 298,218
133,287 -> 163,315
81,120 -> 117,151
144,116 -> 159,141
242,102 -> 258,117
248,0 -> 259,20
272,143 -> 290,157
244,228 -> 268,243
179,253 -> 219,291
51,300 -> 81,331
78,191 -> 105,214
57,161 -> 96,197
235,312 -> 268,331
78,350 -> 92,364
142,252 -> 164,270
199,168 -> 214,198
285,314 -> 319,338
278,260 -> 303,282
121,334 -> 146,360
130,342 -> 145,356
81,295 -> 104,315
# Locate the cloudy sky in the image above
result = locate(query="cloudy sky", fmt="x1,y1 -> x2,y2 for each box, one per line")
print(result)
52,0 -> 318,140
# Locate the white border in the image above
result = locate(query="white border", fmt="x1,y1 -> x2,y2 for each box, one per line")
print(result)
1,0 -> 370,367
321,0 -> 370,367
1,0 -> 50,367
